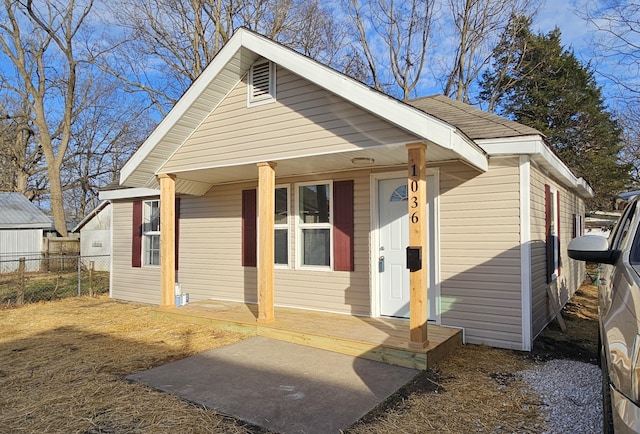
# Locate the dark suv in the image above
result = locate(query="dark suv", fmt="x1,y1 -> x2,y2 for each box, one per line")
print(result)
569,197 -> 640,433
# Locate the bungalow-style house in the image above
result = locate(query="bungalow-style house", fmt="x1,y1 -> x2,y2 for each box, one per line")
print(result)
101,28 -> 591,352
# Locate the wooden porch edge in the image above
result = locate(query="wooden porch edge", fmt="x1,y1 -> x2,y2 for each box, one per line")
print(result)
152,306 -> 462,370
257,325 -> 430,370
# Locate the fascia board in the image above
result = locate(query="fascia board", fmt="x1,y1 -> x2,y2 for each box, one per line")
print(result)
119,35 -> 244,186
99,188 -> 160,201
241,32 -> 488,172
72,201 -> 110,232
576,177 -> 595,197
0,223 -> 51,229
122,28 -> 489,188
477,136 -> 586,194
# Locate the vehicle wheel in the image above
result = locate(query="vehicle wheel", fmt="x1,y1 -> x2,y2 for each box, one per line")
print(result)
601,349 -> 614,434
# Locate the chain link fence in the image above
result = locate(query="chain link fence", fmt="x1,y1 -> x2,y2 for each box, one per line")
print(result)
0,254 -> 110,307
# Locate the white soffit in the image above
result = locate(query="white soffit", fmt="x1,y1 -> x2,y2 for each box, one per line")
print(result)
477,136 -> 594,198
119,29 -> 488,191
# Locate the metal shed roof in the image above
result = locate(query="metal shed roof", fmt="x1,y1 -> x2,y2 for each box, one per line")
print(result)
0,193 -> 52,229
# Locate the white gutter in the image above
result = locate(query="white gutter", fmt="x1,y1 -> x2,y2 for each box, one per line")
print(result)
477,136 -> 594,198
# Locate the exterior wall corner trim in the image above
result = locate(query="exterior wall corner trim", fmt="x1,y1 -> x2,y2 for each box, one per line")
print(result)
519,155 -> 533,351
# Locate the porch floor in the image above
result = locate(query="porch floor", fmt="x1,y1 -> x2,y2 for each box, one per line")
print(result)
154,300 -> 462,370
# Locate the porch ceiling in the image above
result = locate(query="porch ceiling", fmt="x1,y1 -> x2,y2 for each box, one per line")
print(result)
169,142 -> 461,196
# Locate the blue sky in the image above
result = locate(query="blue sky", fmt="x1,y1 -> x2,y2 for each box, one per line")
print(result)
534,0 -> 594,59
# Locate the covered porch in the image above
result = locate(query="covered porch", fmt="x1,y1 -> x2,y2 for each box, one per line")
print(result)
154,299 -> 462,370
157,144 -> 438,351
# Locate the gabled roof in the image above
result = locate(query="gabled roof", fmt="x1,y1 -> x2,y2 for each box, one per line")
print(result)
72,201 -> 110,233
120,28 -> 488,194
408,95 -> 542,140
0,193 -> 52,229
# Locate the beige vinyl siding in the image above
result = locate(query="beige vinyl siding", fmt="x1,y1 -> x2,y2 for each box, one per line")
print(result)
178,181 -> 255,303
162,67 -> 418,173
174,170 -> 371,315
111,200 -> 161,304
530,164 -> 586,338
438,158 -> 523,349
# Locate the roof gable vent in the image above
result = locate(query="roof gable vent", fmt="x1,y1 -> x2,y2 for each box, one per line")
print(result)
248,61 -> 276,107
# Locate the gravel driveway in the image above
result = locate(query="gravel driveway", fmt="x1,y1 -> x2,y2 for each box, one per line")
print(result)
521,359 -> 602,434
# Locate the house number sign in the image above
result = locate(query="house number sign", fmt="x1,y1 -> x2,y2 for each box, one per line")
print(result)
406,143 -> 427,251
409,164 -> 420,224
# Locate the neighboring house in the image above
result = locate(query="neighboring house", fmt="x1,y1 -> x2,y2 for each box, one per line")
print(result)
0,192 -> 52,272
100,29 -> 592,351
72,201 -> 111,271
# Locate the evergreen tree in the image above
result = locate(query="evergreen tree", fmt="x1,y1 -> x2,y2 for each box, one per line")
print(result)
480,16 -> 631,210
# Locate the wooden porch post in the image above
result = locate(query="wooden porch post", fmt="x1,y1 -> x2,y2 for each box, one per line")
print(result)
407,143 -> 429,349
257,162 -> 276,323
159,173 -> 176,308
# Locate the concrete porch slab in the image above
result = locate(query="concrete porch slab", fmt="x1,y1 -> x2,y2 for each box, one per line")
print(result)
127,336 -> 419,433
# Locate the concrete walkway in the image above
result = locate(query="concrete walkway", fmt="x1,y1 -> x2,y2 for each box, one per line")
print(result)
127,336 -> 418,433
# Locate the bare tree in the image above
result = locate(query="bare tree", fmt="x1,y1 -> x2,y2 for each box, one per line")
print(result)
62,86 -> 153,222
95,0 -> 239,115
0,101 -> 45,200
580,2 -> 640,98
0,0 -> 99,235
442,0 -> 540,103
345,0 -> 435,100
272,0 -> 343,65
618,106 -> 640,186
580,2 -> 640,186
96,0 -> 341,116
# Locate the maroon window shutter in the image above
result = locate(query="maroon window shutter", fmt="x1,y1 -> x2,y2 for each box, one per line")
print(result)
242,189 -> 257,267
545,185 -> 552,284
175,198 -> 180,270
132,201 -> 142,268
333,180 -> 354,271
557,192 -> 561,276
572,213 -> 577,239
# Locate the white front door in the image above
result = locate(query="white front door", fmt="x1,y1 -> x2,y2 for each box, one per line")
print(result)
378,176 -> 437,319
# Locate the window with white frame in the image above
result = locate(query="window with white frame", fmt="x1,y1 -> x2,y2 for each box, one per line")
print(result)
143,200 -> 160,266
274,186 -> 289,266
248,61 -> 276,107
298,182 -> 332,268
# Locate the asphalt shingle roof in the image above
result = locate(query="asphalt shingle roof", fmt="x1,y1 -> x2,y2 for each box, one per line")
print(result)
408,95 -> 543,140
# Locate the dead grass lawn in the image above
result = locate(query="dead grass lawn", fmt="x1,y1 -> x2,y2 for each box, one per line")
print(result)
0,296 -> 253,433
349,282 -> 600,433
1,283 -> 599,433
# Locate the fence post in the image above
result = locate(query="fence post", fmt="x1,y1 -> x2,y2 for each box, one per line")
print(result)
89,261 -> 95,297
17,257 -> 25,305
77,256 -> 81,297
